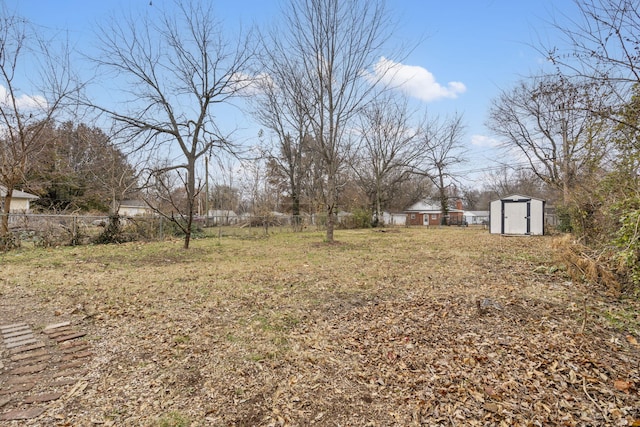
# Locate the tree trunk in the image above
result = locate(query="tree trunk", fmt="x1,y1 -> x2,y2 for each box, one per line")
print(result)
1,190 -> 12,235
374,176 -> 383,227
292,191 -> 302,231
325,174 -> 336,242
326,202 -> 335,242
290,170 -> 302,231
184,160 -> 196,249
439,171 -> 448,226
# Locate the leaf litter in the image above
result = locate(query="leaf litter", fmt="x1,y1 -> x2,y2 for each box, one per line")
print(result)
0,228 -> 639,426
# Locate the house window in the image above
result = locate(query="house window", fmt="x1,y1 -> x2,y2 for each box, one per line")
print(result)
431,214 -> 437,220
410,214 -> 416,219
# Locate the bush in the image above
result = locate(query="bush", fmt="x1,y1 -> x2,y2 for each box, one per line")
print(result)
0,233 -> 20,252
94,215 -> 134,244
556,205 -> 573,233
352,208 -> 373,229
612,198 -> 640,286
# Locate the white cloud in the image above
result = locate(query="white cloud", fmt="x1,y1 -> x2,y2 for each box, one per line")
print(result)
371,57 -> 466,102
0,85 -> 47,110
471,134 -> 500,147
230,72 -> 273,96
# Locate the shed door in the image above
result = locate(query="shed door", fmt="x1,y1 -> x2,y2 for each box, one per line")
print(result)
503,201 -> 529,234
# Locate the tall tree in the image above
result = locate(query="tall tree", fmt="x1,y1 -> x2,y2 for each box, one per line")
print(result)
0,7 -> 78,236
487,74 -> 610,205
413,114 -> 467,225
547,0 -> 640,131
252,59 -> 312,230
89,1 -> 253,249
353,94 -> 421,226
483,166 -> 548,202
270,0 -> 395,242
29,122 -> 137,213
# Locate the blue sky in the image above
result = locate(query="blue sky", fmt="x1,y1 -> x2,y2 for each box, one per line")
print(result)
6,0 -> 576,187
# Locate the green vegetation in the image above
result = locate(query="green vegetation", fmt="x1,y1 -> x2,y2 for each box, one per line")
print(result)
156,412 -> 191,427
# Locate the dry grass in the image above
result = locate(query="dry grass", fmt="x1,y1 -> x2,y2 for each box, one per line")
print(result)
551,234 -> 622,295
1,228 -> 639,426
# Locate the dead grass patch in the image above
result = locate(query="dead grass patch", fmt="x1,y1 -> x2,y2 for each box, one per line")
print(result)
0,228 -> 639,425
552,234 -> 622,295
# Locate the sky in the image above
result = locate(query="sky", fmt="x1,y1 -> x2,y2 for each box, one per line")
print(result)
4,0 -> 577,189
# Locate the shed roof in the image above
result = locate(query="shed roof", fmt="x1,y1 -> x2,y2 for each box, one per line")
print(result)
494,194 -> 545,202
0,186 -> 39,200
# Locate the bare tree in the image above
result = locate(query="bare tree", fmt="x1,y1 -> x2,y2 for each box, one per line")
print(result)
483,165 -> 548,202
252,55 -> 312,230
89,1 -> 253,249
547,0 -> 640,127
0,7 -> 78,238
413,114 -> 467,225
486,74 -> 611,205
270,0 -> 395,242
353,94 -> 421,226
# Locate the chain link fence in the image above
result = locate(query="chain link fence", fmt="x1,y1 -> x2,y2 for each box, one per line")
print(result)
1,213 -> 165,248
1,212 -> 370,249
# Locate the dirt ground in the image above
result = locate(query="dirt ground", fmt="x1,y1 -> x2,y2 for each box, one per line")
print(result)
0,228 -> 639,426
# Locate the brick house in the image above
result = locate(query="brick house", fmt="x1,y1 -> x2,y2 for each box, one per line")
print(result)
404,199 -> 465,226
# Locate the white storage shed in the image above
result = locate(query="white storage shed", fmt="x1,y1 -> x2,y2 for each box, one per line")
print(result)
490,194 -> 545,235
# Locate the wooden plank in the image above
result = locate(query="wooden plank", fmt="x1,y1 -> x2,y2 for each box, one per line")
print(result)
10,349 -> 49,362
61,350 -> 92,361
10,342 -> 45,354
54,332 -> 86,343
5,375 -> 39,385
61,343 -> 90,354
51,368 -> 87,379
3,333 -> 35,344
0,407 -> 46,421
43,321 -> 71,332
9,362 -> 47,375
24,392 -> 63,403
2,329 -> 33,339
0,323 -> 28,332
5,338 -> 38,349
12,355 -> 50,366
45,328 -> 75,339
0,382 -> 35,395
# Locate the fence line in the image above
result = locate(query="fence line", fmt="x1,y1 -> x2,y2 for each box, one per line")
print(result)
1,212 -> 359,248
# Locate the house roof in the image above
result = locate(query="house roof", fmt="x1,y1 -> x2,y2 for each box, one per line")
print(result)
0,186 -> 39,200
405,199 -> 463,213
120,200 -> 148,208
464,210 -> 490,216
208,209 -> 237,217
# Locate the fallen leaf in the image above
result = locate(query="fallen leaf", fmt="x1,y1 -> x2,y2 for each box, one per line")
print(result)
484,402 -> 499,413
626,335 -> 639,347
614,380 -> 632,392
483,386 -> 501,400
